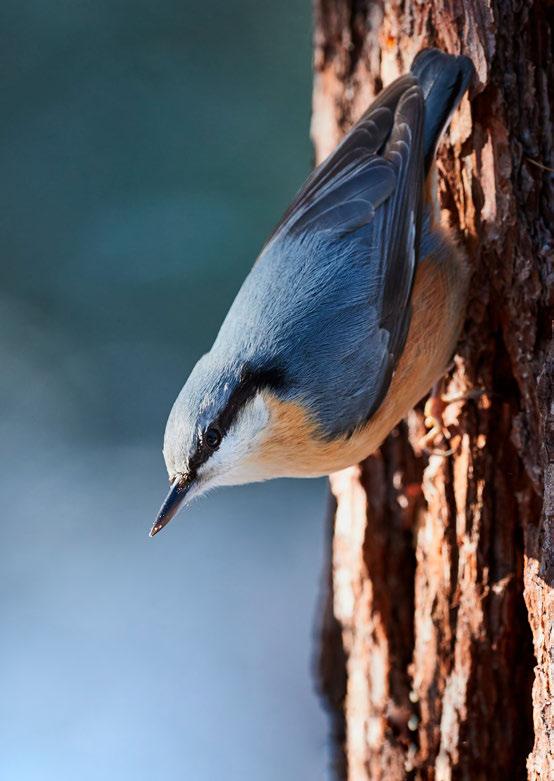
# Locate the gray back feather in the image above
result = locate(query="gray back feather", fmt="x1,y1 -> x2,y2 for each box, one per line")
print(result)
201,76 -> 425,439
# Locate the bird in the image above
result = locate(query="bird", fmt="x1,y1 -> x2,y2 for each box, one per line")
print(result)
150,48 -> 475,537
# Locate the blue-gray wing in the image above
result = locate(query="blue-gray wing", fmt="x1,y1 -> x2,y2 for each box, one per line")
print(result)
266,75 -> 425,429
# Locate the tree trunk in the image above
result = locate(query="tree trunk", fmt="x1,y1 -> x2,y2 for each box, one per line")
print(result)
314,2 -> 553,779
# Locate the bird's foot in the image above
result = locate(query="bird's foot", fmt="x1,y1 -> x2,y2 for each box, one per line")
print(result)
419,383 -> 484,457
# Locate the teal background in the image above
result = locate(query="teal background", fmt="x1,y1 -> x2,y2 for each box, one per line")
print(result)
1,2 -> 330,779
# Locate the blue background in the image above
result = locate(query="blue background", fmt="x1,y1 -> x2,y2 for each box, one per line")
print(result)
1,2 -> 331,778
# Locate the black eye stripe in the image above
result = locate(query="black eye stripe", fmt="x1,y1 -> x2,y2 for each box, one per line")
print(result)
188,363 -> 287,471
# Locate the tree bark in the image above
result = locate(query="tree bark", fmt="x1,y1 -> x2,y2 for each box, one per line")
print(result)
314,2 -> 553,779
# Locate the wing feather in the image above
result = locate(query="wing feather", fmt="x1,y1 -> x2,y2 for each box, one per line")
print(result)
265,76 -> 418,244
262,75 -> 425,430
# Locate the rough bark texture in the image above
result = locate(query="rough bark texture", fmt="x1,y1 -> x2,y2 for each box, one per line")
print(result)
314,2 -> 553,779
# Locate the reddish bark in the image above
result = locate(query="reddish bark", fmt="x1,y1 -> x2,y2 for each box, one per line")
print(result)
314,2 -> 553,778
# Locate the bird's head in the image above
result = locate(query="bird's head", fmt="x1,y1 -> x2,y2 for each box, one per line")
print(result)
150,353 -> 299,536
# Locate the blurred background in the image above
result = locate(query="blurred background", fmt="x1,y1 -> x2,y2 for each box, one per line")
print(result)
1,2 -> 331,779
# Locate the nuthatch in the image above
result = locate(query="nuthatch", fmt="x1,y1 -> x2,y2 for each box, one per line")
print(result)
150,48 -> 474,537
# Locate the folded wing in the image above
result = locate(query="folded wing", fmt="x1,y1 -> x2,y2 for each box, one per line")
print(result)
267,75 -> 425,428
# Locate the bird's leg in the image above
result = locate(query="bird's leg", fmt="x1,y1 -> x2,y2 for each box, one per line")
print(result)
419,381 -> 484,457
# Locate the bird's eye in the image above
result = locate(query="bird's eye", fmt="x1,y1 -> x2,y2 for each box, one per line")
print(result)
205,426 -> 222,450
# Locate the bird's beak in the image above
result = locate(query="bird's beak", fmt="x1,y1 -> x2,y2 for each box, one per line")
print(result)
149,475 -> 193,537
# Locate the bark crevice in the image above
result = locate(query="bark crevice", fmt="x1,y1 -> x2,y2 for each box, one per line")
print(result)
313,1 -> 552,778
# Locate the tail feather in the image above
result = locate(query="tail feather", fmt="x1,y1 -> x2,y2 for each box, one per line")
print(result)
410,48 -> 474,173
